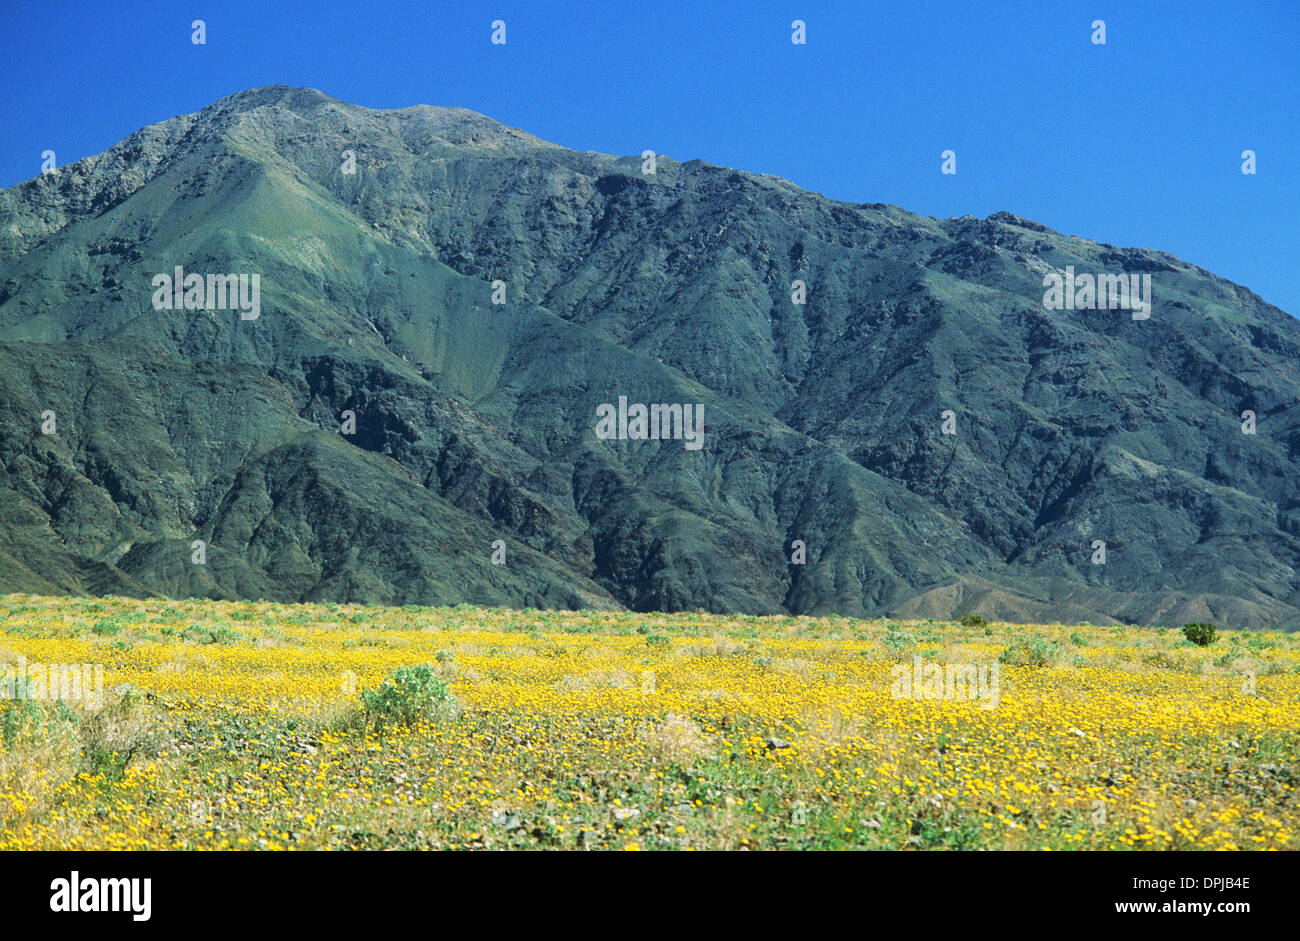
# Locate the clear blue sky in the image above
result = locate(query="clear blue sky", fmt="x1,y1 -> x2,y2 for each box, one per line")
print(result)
2,0 -> 1296,314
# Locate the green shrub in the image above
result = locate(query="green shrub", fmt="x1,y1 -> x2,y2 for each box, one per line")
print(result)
883,626 -> 917,661
1213,633 -> 1245,666
360,665 -> 458,728
185,625 -> 240,644
645,634 -> 671,649
1182,623 -> 1218,647
999,635 -> 1063,668
1,692 -> 52,747
959,613 -> 988,629
90,619 -> 123,636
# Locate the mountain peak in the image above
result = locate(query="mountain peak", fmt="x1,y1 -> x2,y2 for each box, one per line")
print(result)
985,211 -> 1050,233
197,85 -> 553,153
207,84 -> 340,114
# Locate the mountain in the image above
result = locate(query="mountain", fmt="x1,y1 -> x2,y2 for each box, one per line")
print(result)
2,85 -> 1298,628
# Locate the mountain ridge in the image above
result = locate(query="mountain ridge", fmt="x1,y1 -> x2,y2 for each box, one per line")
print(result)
2,86 -> 1297,628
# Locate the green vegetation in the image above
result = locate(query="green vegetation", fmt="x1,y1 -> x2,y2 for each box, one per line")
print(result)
1183,623 -> 1220,647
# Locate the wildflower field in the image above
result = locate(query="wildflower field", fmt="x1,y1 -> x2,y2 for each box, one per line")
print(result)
1,595 -> 1296,851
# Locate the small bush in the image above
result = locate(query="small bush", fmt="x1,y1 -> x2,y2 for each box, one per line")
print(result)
80,685 -> 159,780
1142,650 -> 1177,670
1,691 -> 68,748
646,634 -> 671,649
185,625 -> 240,645
360,665 -> 458,728
959,614 -> 988,629
2,681 -> 162,783
883,627 -> 917,661
90,619 -> 123,636
999,635 -> 1063,668
1182,623 -> 1218,647
1214,634 -> 1246,666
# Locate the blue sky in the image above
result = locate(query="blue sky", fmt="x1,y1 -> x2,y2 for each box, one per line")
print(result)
2,0 -> 1296,314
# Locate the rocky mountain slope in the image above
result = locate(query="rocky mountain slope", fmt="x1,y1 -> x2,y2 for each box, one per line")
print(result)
2,85 -> 1297,627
